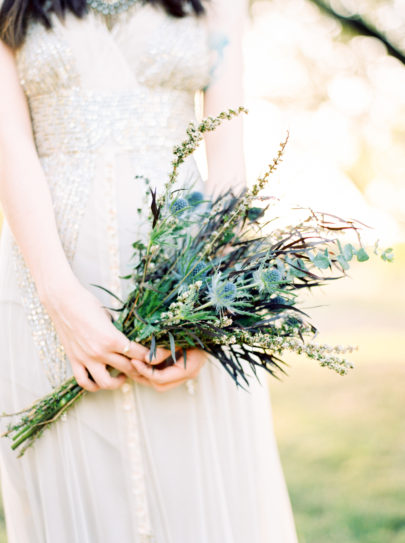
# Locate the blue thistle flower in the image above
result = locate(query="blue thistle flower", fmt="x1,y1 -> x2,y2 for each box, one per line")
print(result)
190,261 -> 209,279
272,295 -> 287,306
171,198 -> 188,215
222,281 -> 237,301
247,207 -> 264,221
187,191 -> 204,207
253,267 -> 283,293
285,316 -> 302,328
208,274 -> 238,311
263,269 -> 281,284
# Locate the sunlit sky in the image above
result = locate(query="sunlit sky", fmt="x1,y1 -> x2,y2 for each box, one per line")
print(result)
241,0 -> 405,244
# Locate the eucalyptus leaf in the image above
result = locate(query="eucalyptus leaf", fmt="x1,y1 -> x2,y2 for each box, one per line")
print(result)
356,248 -> 370,262
336,254 -> 350,271
381,248 -> 394,262
311,251 -> 331,270
343,243 -> 355,262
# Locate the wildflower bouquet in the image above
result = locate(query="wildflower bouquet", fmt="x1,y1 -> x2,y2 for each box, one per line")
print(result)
2,108 -> 393,456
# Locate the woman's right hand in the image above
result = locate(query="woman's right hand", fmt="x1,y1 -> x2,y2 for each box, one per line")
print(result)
42,278 -> 151,392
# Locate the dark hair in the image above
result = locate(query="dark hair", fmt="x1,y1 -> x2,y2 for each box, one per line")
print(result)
0,0 -> 205,49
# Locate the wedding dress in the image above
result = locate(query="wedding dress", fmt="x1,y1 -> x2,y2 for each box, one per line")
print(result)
0,3 -> 298,542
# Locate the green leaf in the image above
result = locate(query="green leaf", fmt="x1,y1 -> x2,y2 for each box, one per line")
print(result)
150,335 -> 157,361
168,332 -> 177,363
311,251 -> 331,270
132,241 -> 146,251
137,324 -> 157,342
343,244 -> 355,262
381,248 -> 394,263
337,254 -> 350,271
356,248 -> 370,262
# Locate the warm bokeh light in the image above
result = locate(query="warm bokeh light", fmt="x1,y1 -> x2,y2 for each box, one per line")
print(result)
243,1 -> 405,541
244,0 -> 405,244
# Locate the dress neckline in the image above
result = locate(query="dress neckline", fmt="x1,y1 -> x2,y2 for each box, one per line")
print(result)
87,0 -> 141,16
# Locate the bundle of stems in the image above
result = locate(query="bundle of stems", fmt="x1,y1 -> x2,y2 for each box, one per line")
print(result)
1,108 -> 393,456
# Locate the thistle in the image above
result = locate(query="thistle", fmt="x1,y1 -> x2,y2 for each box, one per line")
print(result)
207,274 -> 238,311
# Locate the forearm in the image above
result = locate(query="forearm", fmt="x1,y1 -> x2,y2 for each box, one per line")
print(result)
0,41 -> 78,307
203,0 -> 247,195
0,137 -> 79,304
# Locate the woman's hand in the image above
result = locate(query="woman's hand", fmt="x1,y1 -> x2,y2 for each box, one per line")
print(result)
43,279 -> 154,392
131,348 -> 208,392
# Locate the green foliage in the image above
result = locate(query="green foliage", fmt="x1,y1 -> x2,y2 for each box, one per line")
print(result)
311,249 -> 332,270
381,248 -> 394,263
1,108 -> 390,456
356,248 -> 370,262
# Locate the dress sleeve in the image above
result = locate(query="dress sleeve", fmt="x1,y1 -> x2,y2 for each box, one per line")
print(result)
203,0 -> 248,195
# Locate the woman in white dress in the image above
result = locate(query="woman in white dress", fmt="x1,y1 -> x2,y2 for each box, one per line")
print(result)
0,0 -> 298,541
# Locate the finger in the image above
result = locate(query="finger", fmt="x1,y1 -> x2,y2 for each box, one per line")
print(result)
110,330 -> 149,360
132,358 -> 192,385
72,362 -> 100,393
121,340 -> 149,361
132,374 -> 154,388
107,353 -> 141,380
87,362 -> 127,390
152,379 -> 189,392
144,346 -> 172,365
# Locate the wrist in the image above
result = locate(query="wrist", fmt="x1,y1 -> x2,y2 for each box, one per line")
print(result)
37,269 -> 82,311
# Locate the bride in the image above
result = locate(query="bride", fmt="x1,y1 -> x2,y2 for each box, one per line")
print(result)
0,0 -> 298,541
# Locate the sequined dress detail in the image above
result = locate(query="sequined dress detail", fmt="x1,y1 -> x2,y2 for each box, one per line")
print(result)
0,4 -> 298,542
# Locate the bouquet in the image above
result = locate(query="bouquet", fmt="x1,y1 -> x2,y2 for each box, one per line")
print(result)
1,108 -> 393,456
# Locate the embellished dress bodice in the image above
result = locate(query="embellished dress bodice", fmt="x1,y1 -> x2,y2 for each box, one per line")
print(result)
17,5 -> 211,159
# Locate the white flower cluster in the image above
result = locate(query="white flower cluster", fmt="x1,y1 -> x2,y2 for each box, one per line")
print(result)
161,108 -> 248,202
237,331 -> 356,376
161,281 -> 202,325
214,316 -> 233,328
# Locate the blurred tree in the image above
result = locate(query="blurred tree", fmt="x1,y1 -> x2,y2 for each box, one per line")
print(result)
308,0 -> 405,64
245,0 -> 405,232
250,0 -> 405,64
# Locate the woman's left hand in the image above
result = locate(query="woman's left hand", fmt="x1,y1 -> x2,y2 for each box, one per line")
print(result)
131,348 -> 208,392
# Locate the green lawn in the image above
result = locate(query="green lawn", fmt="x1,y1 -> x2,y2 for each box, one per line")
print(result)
270,356 -> 405,543
1,253 -> 404,542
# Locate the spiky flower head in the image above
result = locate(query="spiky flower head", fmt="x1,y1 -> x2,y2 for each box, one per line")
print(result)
247,207 -> 265,222
189,261 -> 210,280
208,274 -> 238,311
285,315 -> 303,328
170,198 -> 188,215
187,191 -> 204,207
272,295 -> 287,306
253,267 -> 282,293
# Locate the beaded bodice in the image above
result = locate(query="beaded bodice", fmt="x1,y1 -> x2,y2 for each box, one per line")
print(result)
16,4 -> 212,160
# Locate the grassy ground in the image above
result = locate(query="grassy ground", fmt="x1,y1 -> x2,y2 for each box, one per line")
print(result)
270,250 -> 405,543
270,357 -> 405,543
0,251 -> 404,542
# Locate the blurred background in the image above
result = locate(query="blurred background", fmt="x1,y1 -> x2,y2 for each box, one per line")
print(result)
1,0 -> 405,541
243,1 -> 405,542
